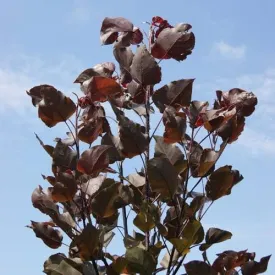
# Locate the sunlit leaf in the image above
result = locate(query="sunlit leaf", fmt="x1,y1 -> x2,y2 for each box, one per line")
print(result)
27,85 -> 76,127
29,221 -> 63,249
74,62 -> 115,84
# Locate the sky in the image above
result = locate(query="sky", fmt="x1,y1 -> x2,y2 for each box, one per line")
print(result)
0,0 -> 275,274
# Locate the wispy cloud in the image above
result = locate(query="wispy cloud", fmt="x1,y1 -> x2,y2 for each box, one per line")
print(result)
214,41 -> 246,59
0,53 -> 83,115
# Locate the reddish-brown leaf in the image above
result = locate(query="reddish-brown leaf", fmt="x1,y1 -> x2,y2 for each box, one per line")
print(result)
74,62 -> 115,84
151,26 -> 195,61
77,145 -> 112,176
216,114 -> 245,144
216,88 -> 257,117
27,85 -> 76,127
130,45 -> 161,86
152,79 -> 194,113
48,172 -> 77,203
100,17 -> 133,45
29,221 -> 63,249
87,76 -> 123,102
163,106 -> 186,143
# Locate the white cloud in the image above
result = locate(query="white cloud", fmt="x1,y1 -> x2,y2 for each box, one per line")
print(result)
214,41 -> 246,59
0,53 -> 83,115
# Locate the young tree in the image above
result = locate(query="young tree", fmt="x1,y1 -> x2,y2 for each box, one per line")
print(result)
26,16 -> 271,274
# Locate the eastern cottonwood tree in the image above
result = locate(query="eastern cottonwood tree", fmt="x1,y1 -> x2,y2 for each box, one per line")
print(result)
26,16 -> 271,274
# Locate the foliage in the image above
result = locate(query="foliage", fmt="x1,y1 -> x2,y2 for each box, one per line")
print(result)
26,16 -> 271,274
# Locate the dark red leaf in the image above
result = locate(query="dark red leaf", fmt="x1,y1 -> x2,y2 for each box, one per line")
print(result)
130,45 -> 161,86
100,17 -> 133,45
152,79 -> 194,113
77,145 -> 112,176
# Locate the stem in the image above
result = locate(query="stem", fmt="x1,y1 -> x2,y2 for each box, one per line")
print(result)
118,161 -> 128,236
145,85 -> 152,250
92,260 -> 99,275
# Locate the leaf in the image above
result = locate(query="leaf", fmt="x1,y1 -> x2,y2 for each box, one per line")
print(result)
70,223 -> 101,261
154,135 -> 185,165
127,80 -> 147,104
241,255 -> 271,275
100,17 -> 133,45
35,133 -> 54,156
29,221 -> 63,249
113,46 -> 134,85
101,132 -> 124,163
189,100 -> 209,128
115,108 -> 148,158
125,247 -> 157,275
217,114 -> 245,144
148,157 -> 179,198
77,145 -> 111,176
32,186 -> 59,215
130,44 -> 161,85
27,85 -> 76,127
152,79 -> 194,113
52,140 -> 77,171
102,231 -> 115,248
78,117 -> 106,144
133,211 -> 155,232
128,172 -> 145,188
74,62 -> 115,84
216,88 -> 258,117
169,220 -> 203,255
87,76 -> 123,102
81,174 -> 106,196
151,26 -> 195,61
197,149 -> 220,177
55,132 -> 76,146
184,261 -> 217,275
212,250 -> 256,273
199,228 -> 232,251
48,172 -> 77,203
160,250 -> 179,269
163,106 -> 187,143
90,179 -> 120,218
206,165 -> 243,201
44,254 -> 97,275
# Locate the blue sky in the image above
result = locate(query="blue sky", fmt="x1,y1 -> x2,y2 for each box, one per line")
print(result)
1,0 -> 275,274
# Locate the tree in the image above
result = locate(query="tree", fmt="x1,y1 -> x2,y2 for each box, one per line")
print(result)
26,16 -> 271,274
